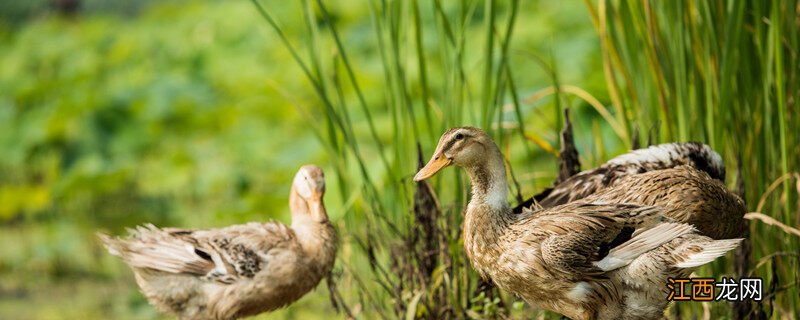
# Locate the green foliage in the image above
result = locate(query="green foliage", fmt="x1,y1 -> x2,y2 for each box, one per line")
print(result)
0,0 -> 797,319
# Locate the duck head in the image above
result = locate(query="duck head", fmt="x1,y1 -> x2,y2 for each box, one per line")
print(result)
291,165 -> 328,223
414,127 -> 497,181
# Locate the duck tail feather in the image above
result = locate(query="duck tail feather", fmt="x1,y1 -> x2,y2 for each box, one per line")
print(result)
594,223 -> 695,271
674,238 -> 742,269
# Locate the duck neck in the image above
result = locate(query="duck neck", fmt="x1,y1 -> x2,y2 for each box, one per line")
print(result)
465,153 -> 510,212
462,146 -> 513,267
290,195 -> 337,272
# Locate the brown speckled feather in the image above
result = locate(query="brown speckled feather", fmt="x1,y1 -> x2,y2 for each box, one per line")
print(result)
515,142 -> 725,211
469,202 -> 699,319
103,222 -> 297,282
584,166 -> 746,239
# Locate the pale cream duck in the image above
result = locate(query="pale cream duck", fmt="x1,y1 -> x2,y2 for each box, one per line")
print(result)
515,143 -> 745,239
415,127 -> 741,320
99,165 -> 336,320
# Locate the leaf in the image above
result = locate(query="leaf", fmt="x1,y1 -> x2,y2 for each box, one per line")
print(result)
404,291 -> 424,320
523,132 -> 557,156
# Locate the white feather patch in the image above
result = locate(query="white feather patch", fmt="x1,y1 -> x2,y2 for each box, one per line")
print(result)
566,281 -> 592,302
485,185 -> 508,209
594,223 -> 695,271
606,143 -> 679,166
294,170 -> 313,198
675,238 -> 742,268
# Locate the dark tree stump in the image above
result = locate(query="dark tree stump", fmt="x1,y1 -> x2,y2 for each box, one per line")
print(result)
557,108 -> 581,184
631,125 -> 640,150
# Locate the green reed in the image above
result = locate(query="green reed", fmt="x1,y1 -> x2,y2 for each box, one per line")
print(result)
589,0 -> 799,317
253,0 -> 799,318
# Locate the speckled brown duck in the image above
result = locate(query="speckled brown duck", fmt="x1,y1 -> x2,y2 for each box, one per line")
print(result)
99,165 -> 336,320
580,166 -> 746,239
515,142 -> 745,239
415,127 -> 741,320
517,142 -> 726,209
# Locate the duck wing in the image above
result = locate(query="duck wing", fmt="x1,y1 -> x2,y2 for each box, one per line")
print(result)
99,221 -> 297,284
514,142 -> 725,212
522,203 -> 690,279
583,166 -> 747,239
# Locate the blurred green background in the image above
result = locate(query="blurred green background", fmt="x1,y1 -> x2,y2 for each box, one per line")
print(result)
0,0 -> 797,319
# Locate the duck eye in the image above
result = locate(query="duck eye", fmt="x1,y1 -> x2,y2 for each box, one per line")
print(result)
455,133 -> 464,140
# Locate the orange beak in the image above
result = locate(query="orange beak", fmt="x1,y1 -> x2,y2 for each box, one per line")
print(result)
414,153 -> 452,181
